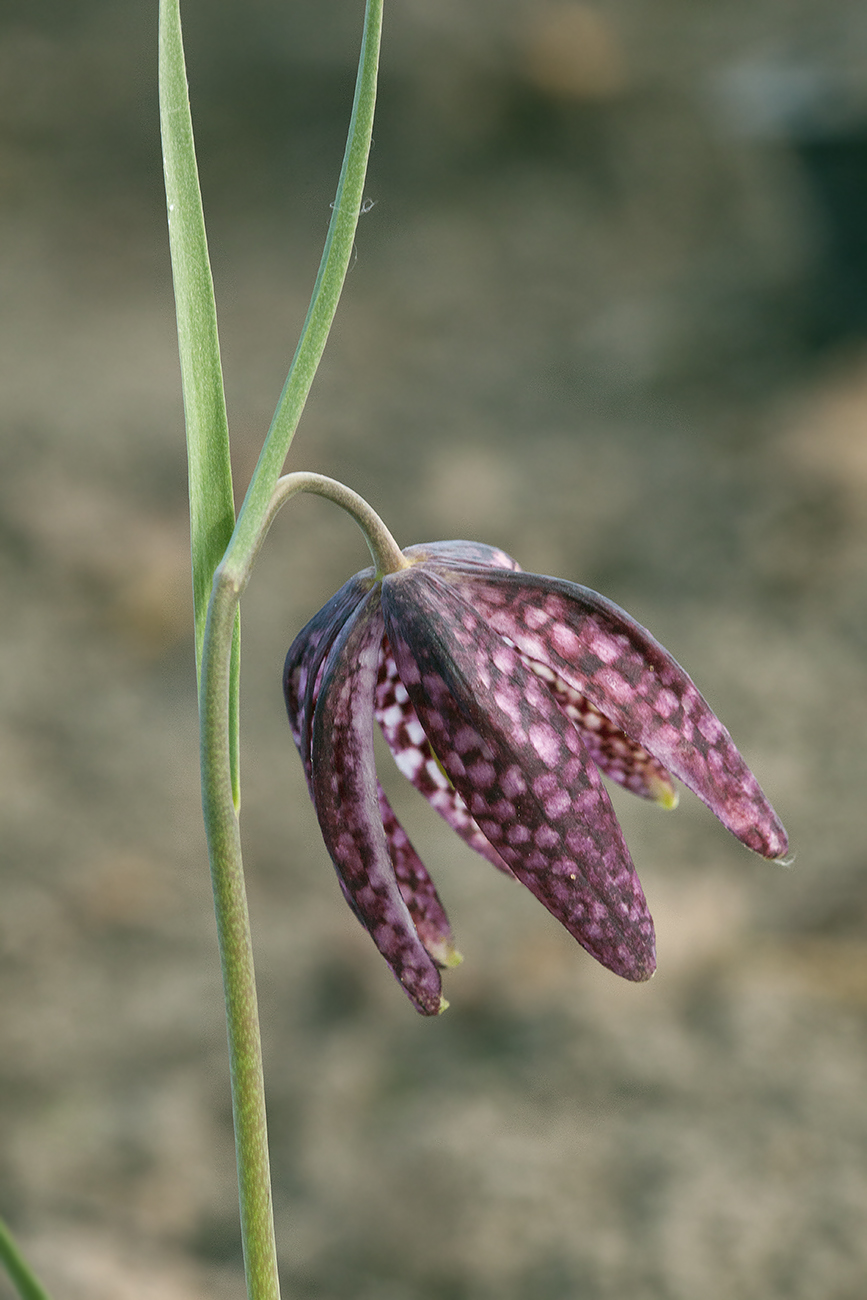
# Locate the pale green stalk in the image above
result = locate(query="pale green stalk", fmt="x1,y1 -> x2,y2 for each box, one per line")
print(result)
0,1218 -> 52,1300
227,0 -> 384,567
159,2 -> 385,1298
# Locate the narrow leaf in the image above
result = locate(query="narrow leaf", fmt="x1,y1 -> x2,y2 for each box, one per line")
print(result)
158,1 -> 236,668
159,0 -> 240,802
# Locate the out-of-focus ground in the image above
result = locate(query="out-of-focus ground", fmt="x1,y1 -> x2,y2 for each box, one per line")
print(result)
2,1 -> 867,1296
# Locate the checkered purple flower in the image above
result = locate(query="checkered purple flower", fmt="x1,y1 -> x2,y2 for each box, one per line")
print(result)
284,540 -> 787,1015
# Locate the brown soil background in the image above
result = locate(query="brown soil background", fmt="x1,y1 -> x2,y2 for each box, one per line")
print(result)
2,1 -> 867,1297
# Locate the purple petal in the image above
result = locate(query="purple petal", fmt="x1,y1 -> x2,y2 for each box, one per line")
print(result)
310,589 -> 444,1015
283,571 -> 375,784
381,568 -> 656,982
443,567 -> 788,860
521,653 -> 678,807
377,785 -> 462,968
375,641 -> 516,876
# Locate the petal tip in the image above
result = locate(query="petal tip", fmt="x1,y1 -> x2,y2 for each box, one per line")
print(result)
426,937 -> 465,969
758,819 -> 790,862
600,931 -> 657,983
625,954 -> 657,983
405,979 -> 446,1017
649,777 -> 679,811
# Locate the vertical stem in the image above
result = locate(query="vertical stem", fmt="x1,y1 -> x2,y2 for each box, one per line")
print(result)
201,572 -> 280,1300
164,1 -> 385,1295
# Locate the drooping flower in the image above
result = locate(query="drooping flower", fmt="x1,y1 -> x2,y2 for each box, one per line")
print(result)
284,539 -> 787,1016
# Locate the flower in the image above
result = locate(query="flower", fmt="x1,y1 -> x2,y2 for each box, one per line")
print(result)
284,540 -> 787,1016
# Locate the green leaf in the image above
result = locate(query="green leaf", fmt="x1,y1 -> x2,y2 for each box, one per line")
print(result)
158,0 -> 236,679
159,0 -> 240,804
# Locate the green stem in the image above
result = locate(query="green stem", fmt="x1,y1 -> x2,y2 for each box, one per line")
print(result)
252,473 -> 408,580
0,1218 -> 52,1300
191,5 -> 385,1298
200,566 -> 279,1300
227,0 -> 384,572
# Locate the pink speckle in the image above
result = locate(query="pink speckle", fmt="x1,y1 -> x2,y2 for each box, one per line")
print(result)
494,684 -> 523,724
528,722 -> 561,768
507,824 -> 531,845
501,765 -> 528,798
453,725 -> 480,755
564,827 -> 592,856
551,623 -> 581,658
394,747 -> 424,780
698,713 -> 724,743
524,605 -> 550,631
405,717 -> 426,746
654,688 -> 679,719
533,772 -> 558,800
467,759 -> 497,789
535,825 -> 560,851
544,790 -> 571,820
595,667 -> 632,705
492,644 -> 517,674
586,631 -> 623,664
473,654 -> 492,689
562,756 -> 589,785
425,757 -> 451,789
654,722 -> 682,751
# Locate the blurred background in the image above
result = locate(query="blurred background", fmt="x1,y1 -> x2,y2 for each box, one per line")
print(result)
2,0 -> 867,1296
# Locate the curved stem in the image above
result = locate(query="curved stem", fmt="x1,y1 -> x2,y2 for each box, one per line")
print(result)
257,473 -> 408,579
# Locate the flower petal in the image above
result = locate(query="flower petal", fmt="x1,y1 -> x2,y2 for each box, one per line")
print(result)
377,785 -> 463,968
310,588 -> 445,1015
283,571 -> 375,784
521,653 -> 679,807
381,568 -> 656,982
444,567 -> 788,859
375,640 -> 516,876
